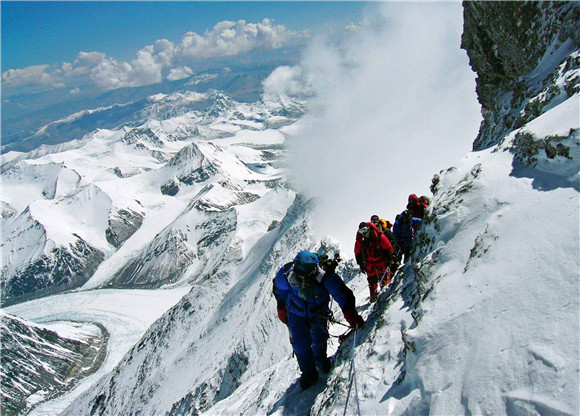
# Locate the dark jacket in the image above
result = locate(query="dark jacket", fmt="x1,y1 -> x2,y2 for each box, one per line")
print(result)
384,228 -> 397,248
393,211 -> 422,247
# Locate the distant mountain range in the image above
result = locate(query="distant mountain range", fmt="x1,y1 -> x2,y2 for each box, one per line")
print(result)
2,59 -> 299,153
2,88 -> 306,307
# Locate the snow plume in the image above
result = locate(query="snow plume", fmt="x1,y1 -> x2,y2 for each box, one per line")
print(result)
262,65 -> 314,98
285,2 -> 482,252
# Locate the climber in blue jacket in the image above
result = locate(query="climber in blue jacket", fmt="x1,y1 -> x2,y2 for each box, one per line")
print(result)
273,250 -> 364,390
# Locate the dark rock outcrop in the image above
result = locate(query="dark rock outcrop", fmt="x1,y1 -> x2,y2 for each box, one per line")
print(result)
1,235 -> 105,307
105,208 -> 144,248
0,313 -> 106,416
461,1 -> 579,150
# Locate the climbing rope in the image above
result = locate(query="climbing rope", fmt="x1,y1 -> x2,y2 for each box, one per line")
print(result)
342,329 -> 362,416
320,311 -> 352,339
352,330 -> 362,416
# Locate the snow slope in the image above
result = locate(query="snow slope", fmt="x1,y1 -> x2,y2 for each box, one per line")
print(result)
58,92 -> 578,416
202,95 -> 580,416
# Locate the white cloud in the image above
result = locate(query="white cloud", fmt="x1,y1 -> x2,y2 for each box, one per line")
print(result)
178,18 -> 297,61
345,18 -> 372,33
151,39 -> 176,67
90,49 -> 163,90
2,64 -> 55,87
55,51 -> 108,86
167,66 -> 194,81
262,65 -> 314,98
2,18 -> 300,92
286,3 -> 483,251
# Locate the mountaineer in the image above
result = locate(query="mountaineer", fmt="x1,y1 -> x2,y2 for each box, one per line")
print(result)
370,214 -> 399,273
272,251 -> 364,390
393,210 -> 422,264
355,221 -> 394,302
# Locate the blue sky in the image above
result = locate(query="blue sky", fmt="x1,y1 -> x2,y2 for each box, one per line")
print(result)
1,1 -> 368,92
2,1 -> 367,70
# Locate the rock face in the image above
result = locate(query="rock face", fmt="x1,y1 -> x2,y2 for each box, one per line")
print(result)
0,312 -> 106,416
1,232 -> 105,307
105,209 -> 144,248
461,1 -> 579,150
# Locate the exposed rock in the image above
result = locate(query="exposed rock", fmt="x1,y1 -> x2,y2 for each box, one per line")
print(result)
462,1 -> 580,150
105,208 -> 145,248
0,313 -> 106,416
108,229 -> 197,288
161,179 -> 180,196
1,236 -> 105,307
1,201 -> 17,219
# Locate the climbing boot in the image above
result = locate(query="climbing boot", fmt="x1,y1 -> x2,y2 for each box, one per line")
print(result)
299,370 -> 319,390
317,357 -> 333,374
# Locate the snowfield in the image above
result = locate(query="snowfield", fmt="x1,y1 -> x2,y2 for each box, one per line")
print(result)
200,96 -> 580,416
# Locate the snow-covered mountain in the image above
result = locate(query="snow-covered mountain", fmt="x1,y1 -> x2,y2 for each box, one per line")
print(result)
2,2 -> 578,416
1,89 -> 305,306
2,64 -> 296,153
1,82 -> 307,414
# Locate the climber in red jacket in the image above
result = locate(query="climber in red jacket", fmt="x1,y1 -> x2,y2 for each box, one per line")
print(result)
354,221 -> 393,302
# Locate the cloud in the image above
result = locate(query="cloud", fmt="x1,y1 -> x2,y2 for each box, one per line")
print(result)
285,3 -> 482,252
167,66 -> 194,81
90,49 -> 163,90
262,65 -> 314,98
345,18 -> 372,33
2,64 -> 55,87
2,18 -> 300,92
178,18 -> 297,61
149,39 -> 176,67
61,51 -> 107,77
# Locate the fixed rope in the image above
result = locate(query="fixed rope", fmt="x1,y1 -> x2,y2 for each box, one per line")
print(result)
321,312 -> 352,339
342,329 -> 362,416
